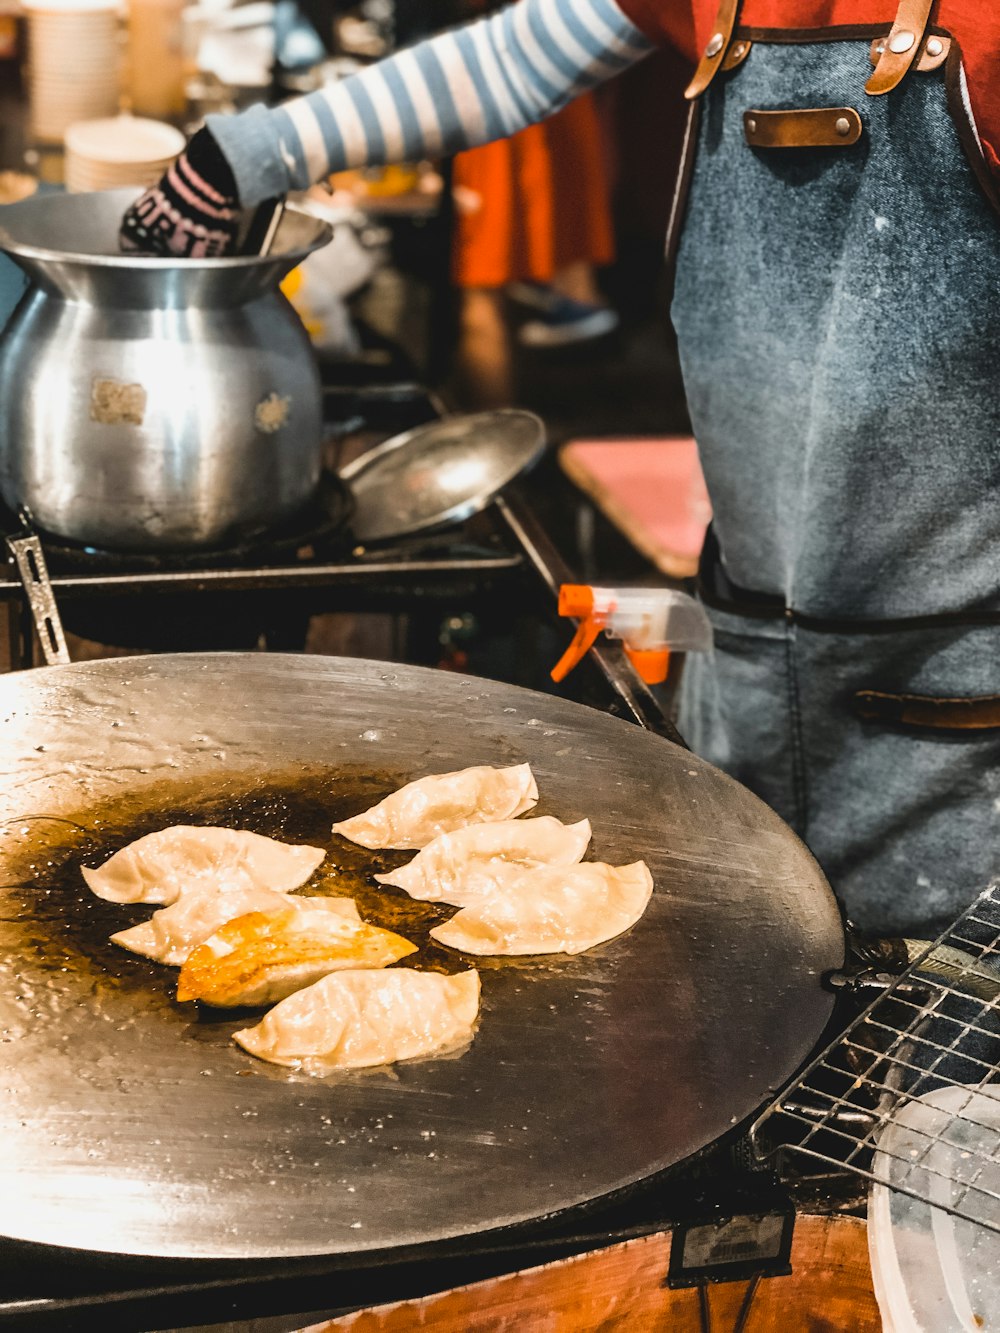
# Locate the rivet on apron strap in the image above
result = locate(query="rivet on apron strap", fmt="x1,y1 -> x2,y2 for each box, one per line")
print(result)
722,39 -> 751,72
865,0 -> 935,96
684,0 -> 741,101
869,32 -> 950,73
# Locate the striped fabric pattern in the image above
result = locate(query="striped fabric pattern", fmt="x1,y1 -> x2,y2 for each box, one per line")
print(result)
209,0 -> 653,208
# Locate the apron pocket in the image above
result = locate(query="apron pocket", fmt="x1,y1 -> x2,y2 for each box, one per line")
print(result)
794,622 -> 1000,937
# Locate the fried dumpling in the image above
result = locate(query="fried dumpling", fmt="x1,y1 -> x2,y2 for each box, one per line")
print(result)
111,887 -> 358,967
176,899 -> 417,1007
375,817 -> 592,905
82,826 -> 326,905
332,764 -> 538,850
430,861 -> 653,956
233,968 -> 481,1073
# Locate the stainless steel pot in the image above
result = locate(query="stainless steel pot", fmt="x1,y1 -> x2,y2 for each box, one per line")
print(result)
0,189 -> 332,551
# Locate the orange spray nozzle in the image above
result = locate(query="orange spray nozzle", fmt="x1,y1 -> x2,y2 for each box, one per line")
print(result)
557,584 -> 595,619
551,584 -> 712,686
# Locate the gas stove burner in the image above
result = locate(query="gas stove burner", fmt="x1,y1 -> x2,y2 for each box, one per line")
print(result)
3,470 -> 354,575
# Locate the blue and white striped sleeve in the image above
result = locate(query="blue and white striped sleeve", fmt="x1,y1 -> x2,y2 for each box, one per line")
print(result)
208,0 -> 655,209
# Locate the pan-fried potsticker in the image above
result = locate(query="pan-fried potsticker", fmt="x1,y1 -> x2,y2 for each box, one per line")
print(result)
111,887 -> 359,967
332,763 -> 537,850
82,826 -> 326,905
234,968 -> 481,1073
430,861 -> 653,957
176,899 -> 416,1007
376,817 -> 592,905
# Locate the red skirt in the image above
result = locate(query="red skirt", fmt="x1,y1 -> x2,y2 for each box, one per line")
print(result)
451,91 -> 615,288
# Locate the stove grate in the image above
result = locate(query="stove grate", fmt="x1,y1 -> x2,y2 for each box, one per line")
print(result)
752,880 -> 1000,1235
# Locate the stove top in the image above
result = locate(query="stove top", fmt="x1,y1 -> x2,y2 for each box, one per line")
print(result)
6,470 -> 355,577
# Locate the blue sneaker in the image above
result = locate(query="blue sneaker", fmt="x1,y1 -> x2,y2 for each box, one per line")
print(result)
517,294 -> 619,348
506,281 -> 561,314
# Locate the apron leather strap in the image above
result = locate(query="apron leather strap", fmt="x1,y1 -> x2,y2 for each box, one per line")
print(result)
866,0 -> 935,96
685,0 -> 741,101
855,690 -> 1000,732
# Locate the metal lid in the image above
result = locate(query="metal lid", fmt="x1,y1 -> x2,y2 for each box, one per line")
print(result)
340,409 -> 545,542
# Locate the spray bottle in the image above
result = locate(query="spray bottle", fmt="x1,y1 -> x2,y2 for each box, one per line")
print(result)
551,585 -> 713,685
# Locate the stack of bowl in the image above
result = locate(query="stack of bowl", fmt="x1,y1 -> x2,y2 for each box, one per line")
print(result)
64,114 -> 185,192
23,0 -> 123,145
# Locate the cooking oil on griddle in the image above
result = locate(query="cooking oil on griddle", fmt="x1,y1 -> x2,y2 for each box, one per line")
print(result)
4,766 -> 537,1018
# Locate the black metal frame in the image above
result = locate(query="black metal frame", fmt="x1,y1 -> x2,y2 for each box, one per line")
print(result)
0,463 -> 683,747
752,879 -> 1000,1236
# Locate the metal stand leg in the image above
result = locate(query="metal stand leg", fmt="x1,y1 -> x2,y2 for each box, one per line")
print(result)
4,530 -> 69,667
3,594 -> 33,670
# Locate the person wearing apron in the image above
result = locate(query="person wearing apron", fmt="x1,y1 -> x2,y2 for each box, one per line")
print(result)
122,0 -> 1000,938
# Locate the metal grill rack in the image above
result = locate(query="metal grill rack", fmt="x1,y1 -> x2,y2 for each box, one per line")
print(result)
752,880 -> 1000,1235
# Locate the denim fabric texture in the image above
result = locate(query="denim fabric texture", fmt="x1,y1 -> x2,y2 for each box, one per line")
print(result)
674,40 -> 1000,936
686,611 -> 1000,936
673,40 -> 1000,618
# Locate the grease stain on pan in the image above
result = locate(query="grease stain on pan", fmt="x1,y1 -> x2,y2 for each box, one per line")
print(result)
0,764 -> 590,1018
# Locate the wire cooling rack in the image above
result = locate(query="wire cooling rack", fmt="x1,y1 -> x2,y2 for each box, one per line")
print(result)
751,880 -> 1000,1235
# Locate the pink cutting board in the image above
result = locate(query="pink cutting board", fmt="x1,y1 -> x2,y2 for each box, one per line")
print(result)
559,437 -> 711,578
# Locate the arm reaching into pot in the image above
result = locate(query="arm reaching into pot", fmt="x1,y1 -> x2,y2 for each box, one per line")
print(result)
119,0 -> 655,257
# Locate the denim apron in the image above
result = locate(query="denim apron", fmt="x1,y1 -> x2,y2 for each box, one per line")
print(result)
672,29 -> 1000,936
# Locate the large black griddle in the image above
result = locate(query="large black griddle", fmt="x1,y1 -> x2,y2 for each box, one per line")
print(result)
0,654 -> 843,1263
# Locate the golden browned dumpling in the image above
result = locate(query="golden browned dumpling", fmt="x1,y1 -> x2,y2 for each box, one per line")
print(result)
110,888 -> 359,967
176,898 -> 416,1007
233,968 -> 481,1074
331,764 -> 537,850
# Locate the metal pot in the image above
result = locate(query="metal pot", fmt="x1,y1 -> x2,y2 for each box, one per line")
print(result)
0,189 -> 332,551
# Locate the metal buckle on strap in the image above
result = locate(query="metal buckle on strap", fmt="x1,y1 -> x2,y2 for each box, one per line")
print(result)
866,0 -> 935,96
684,0 -> 741,100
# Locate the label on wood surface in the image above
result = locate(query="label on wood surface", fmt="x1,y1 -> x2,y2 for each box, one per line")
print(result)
668,1210 -> 794,1287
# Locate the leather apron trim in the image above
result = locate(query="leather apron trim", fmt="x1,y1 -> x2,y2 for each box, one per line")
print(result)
870,33 -> 951,72
854,690 -> 1000,732
865,0 -> 934,96
698,529 -> 1000,635
944,39 -> 1000,219
735,24 -> 917,44
664,100 -> 701,270
700,581 -> 1000,635
743,107 -> 863,148
685,0 -> 741,100
722,39 -> 752,71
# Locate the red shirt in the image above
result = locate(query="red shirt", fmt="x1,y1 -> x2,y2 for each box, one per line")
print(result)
617,2 -> 1000,183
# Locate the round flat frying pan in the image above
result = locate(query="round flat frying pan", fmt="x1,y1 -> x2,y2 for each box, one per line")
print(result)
0,654 -> 844,1261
